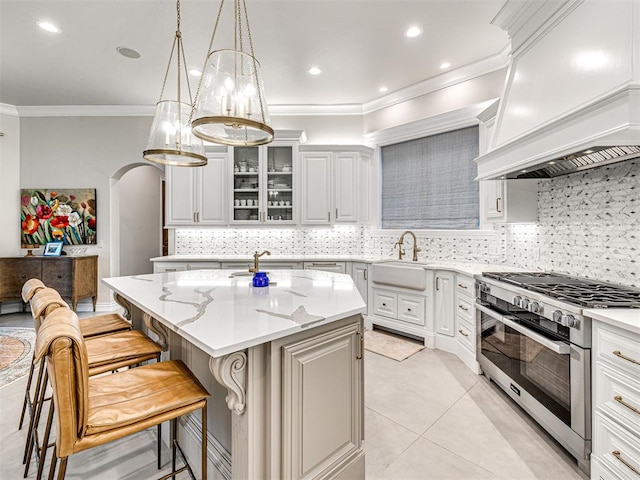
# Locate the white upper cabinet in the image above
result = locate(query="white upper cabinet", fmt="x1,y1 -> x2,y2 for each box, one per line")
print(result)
334,152 -> 358,222
300,151 -> 332,224
300,147 -> 372,225
481,179 -> 538,223
231,142 -> 298,225
165,150 -> 228,226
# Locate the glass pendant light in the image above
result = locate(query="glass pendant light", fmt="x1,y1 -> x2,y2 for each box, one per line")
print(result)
190,0 -> 274,146
143,0 -> 207,167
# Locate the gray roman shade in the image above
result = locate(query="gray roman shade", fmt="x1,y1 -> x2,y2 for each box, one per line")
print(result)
381,126 -> 479,229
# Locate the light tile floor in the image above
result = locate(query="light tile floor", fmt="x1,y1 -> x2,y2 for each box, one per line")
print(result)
1,311 -> 588,479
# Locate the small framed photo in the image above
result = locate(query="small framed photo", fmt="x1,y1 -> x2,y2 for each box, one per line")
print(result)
43,242 -> 63,257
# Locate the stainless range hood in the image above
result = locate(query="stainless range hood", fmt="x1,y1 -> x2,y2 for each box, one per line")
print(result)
506,145 -> 640,179
476,0 -> 640,181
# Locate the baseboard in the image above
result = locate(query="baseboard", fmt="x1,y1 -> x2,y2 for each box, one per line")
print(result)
178,412 -> 232,480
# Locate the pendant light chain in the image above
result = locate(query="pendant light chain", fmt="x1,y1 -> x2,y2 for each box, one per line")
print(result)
190,0 -> 226,123
144,0 -> 207,166
241,0 -> 266,122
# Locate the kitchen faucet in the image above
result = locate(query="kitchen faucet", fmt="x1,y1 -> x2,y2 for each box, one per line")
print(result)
394,231 -> 421,261
250,250 -> 271,272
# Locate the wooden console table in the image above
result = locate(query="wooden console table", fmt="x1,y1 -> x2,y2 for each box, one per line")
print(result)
0,255 -> 98,312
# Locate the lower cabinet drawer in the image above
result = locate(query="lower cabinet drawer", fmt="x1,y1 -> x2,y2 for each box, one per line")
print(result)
373,290 -> 397,319
455,295 -> 473,322
591,456 -> 625,480
595,324 -> 640,378
595,361 -> 640,433
593,411 -> 640,479
456,315 -> 475,353
397,295 -> 425,326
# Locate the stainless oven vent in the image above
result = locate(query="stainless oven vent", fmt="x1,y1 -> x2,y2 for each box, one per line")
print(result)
503,146 -> 640,179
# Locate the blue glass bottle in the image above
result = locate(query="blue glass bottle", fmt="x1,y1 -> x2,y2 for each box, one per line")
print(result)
252,271 -> 269,288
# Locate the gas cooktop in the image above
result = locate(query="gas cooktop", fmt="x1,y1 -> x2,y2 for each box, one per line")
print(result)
482,272 -> 640,308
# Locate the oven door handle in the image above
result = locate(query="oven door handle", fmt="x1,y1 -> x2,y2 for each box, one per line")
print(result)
476,303 -> 571,355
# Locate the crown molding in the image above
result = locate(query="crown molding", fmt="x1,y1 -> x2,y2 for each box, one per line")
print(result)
0,103 -> 19,116
363,99 -> 498,147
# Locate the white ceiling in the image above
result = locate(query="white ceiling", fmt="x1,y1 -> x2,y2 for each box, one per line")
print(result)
0,0 -> 509,110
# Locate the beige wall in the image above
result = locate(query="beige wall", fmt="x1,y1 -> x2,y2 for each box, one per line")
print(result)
19,115 -> 153,307
0,108 -> 21,257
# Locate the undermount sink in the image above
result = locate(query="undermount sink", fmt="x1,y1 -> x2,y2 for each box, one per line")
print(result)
371,260 -> 429,290
228,271 -> 253,277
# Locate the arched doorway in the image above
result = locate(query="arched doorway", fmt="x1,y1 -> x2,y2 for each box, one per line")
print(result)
114,164 -> 164,276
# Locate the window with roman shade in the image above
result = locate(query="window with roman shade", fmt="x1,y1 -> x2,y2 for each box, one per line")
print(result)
381,125 -> 479,229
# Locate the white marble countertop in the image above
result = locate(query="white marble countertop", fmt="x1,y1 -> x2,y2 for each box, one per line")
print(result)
150,254 -> 529,277
103,269 -> 366,358
584,308 -> 640,335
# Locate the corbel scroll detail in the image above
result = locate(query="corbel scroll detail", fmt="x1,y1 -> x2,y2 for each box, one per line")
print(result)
143,312 -> 169,351
113,293 -> 132,321
209,352 -> 247,416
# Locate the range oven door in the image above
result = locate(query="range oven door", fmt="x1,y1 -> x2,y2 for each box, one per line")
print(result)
476,303 -> 588,436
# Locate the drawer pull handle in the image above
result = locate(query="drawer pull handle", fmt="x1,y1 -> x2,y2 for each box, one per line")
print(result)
356,331 -> 364,360
458,304 -> 469,311
613,350 -> 640,365
612,450 -> 640,475
614,395 -> 640,414
457,283 -> 467,289
458,329 -> 469,337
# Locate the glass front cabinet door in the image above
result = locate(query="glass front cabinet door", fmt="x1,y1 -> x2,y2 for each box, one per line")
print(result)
231,142 -> 296,224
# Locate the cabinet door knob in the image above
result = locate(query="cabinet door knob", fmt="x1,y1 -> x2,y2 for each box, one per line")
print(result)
382,303 -> 386,307
407,308 -> 412,312
57,275 -> 62,279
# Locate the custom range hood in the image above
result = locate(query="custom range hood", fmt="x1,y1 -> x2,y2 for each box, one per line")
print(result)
476,0 -> 640,180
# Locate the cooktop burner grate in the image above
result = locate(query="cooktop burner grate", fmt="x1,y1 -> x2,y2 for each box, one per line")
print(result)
482,272 -> 640,308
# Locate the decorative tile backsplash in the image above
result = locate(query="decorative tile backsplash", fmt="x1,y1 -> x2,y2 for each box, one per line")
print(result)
505,159 -> 639,287
175,225 -> 504,262
174,159 -> 638,288
175,226 -> 366,256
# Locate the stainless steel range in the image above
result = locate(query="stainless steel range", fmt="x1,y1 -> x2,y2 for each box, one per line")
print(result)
475,272 -> 640,474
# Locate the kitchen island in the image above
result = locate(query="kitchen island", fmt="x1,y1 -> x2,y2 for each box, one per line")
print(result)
103,269 -> 366,480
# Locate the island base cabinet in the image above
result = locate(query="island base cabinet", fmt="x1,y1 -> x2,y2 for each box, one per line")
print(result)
274,315 -> 365,480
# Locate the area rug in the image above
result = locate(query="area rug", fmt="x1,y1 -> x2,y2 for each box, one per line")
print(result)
364,329 -> 425,361
0,327 -> 35,387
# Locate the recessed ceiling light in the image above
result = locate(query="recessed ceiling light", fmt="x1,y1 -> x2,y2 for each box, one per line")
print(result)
308,66 -> 322,75
188,69 -> 202,77
378,86 -> 388,93
440,62 -> 451,69
37,21 -> 61,34
404,26 -> 423,38
116,46 -> 141,59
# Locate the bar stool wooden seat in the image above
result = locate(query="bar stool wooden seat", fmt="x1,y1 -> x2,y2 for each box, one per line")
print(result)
23,289 -> 163,479
35,308 -> 209,480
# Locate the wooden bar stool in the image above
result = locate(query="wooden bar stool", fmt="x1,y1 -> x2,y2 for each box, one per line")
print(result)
23,290 -> 163,479
34,308 -> 209,480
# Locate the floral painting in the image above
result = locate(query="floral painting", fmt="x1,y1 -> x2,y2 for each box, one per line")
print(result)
21,189 -> 97,245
